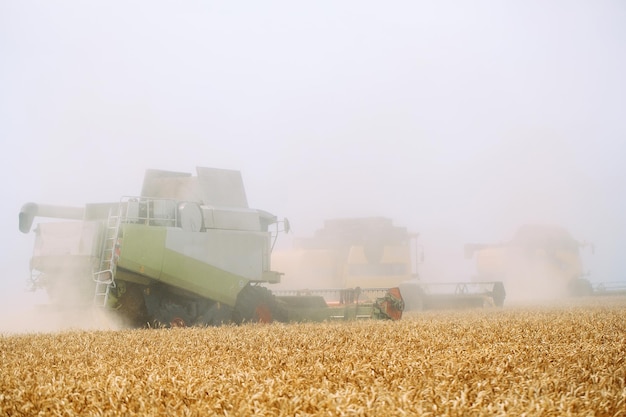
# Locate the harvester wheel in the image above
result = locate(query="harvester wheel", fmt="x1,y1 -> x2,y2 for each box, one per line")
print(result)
235,285 -> 282,324
196,302 -> 233,326
170,317 -> 186,327
113,282 -> 149,327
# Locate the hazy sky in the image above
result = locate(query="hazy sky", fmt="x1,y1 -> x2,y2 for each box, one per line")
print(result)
1,1 -> 625,306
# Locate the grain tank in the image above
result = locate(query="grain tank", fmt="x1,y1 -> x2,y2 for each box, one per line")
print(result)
19,167 -> 404,327
273,217 -> 416,290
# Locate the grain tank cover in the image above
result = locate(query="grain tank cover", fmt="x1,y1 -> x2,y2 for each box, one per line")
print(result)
196,166 -> 248,208
141,169 -> 194,200
140,167 -> 248,208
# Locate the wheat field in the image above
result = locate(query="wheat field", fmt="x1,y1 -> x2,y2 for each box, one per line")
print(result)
1,297 -> 625,416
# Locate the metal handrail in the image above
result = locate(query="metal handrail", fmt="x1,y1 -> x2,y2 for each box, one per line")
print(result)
119,196 -> 180,227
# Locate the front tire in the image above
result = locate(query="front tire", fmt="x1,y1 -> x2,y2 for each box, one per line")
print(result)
234,285 -> 283,324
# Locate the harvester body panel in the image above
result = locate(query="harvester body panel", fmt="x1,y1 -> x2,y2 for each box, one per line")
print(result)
28,221 -> 101,305
117,224 -> 271,306
32,221 -> 102,260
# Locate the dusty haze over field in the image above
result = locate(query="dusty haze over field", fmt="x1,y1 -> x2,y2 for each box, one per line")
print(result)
1,1 -> 625,323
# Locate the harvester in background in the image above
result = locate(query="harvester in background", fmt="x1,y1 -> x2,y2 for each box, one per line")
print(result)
18,167 -> 404,327
465,224 -> 626,301
271,217 -> 505,311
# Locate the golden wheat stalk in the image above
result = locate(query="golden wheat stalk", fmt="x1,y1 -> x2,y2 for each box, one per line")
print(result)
1,298 -> 625,416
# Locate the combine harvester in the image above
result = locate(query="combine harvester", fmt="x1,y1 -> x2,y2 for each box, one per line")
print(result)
271,217 -> 506,311
465,224 -> 626,302
18,167 -> 404,328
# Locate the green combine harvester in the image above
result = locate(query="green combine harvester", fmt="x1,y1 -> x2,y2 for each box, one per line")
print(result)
18,167 -> 404,327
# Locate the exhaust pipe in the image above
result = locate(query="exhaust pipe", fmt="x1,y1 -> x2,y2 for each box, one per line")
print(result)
19,202 -> 85,233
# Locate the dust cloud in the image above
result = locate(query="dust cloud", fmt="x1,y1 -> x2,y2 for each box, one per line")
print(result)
0,302 -> 124,335
0,288 -> 125,335
1,1 -> 625,318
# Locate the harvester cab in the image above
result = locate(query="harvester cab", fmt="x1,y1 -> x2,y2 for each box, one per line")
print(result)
19,167 -> 404,327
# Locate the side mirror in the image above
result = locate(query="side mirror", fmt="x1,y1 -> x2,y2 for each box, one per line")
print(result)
283,218 -> 291,234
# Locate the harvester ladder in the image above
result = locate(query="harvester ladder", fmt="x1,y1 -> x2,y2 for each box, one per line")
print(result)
93,204 -> 123,307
